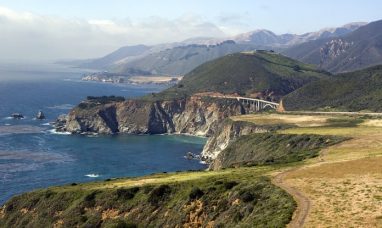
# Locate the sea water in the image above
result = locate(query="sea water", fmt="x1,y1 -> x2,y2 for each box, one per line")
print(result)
0,63 -> 206,204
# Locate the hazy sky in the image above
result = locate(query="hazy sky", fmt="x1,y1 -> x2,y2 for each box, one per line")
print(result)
0,0 -> 380,61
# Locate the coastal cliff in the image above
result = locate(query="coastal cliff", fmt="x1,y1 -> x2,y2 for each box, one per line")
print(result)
200,120 -> 271,161
56,96 -> 247,136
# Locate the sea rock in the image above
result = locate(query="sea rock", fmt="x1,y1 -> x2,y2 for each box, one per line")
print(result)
53,114 -> 68,132
36,111 -> 45,120
11,113 -> 24,119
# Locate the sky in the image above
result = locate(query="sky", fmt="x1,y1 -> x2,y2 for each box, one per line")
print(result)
0,0 -> 381,61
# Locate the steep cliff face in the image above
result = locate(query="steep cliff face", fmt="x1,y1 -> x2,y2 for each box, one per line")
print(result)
56,96 -> 246,136
200,120 -> 270,161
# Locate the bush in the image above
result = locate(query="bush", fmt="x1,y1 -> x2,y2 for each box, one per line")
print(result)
86,96 -> 125,104
103,219 -> 137,228
224,181 -> 239,190
239,192 -> 254,203
293,65 -> 301,72
148,185 -> 171,205
82,191 -> 98,208
189,187 -> 204,200
116,187 -> 140,200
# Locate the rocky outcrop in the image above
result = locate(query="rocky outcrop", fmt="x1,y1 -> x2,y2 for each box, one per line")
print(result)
55,96 -> 246,136
319,38 -> 354,67
200,120 -> 272,163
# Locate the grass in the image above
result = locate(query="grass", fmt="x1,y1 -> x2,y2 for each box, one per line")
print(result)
211,133 -> 347,170
283,64 -> 382,112
236,112 -> 382,227
0,167 -> 295,228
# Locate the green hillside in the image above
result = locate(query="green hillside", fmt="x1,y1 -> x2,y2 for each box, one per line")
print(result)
149,51 -> 329,101
0,169 -> 295,228
283,65 -> 382,112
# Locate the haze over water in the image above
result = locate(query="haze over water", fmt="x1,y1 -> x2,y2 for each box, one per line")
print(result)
0,64 -> 206,204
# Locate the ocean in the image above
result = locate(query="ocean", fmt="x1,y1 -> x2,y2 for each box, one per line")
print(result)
0,63 -> 207,204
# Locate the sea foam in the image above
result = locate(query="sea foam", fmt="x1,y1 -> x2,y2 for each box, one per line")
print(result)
47,129 -> 71,135
85,174 -> 100,178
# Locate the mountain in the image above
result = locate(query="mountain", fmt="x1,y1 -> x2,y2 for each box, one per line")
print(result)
113,41 -> 257,75
283,20 -> 382,73
283,64 -> 382,112
233,22 -> 366,47
79,45 -> 151,69
152,51 -> 330,101
73,22 -> 365,76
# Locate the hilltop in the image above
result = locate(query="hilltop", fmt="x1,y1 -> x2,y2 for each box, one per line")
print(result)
150,51 -> 330,101
283,64 -> 382,112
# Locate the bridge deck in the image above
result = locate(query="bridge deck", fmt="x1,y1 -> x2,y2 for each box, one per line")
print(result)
209,95 -> 279,106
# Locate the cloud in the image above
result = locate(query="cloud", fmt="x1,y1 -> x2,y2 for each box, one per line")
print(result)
216,12 -> 253,35
0,6 -> 228,61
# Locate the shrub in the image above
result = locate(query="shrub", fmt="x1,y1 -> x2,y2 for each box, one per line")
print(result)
86,96 -> 125,104
224,181 -> 239,190
239,192 -> 254,203
148,185 -> 171,205
82,191 -> 98,208
189,187 -> 204,200
116,187 -> 140,200
103,219 -> 137,228
293,65 -> 301,72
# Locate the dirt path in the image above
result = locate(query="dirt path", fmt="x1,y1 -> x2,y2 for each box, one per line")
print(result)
272,169 -> 310,228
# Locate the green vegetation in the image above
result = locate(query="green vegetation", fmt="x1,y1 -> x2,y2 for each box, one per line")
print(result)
283,65 -> 382,112
86,96 -> 126,103
78,96 -> 126,109
213,133 -> 347,169
144,51 -> 329,101
0,169 -> 295,228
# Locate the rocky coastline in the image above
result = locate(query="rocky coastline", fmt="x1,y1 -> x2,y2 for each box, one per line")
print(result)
54,95 -> 268,164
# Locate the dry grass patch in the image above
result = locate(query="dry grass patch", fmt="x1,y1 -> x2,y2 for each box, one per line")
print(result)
284,157 -> 382,227
280,126 -> 382,162
231,114 -> 332,127
361,119 -> 382,127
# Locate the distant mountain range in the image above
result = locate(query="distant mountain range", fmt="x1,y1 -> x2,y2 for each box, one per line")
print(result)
283,20 -> 382,73
70,21 -> 372,75
234,22 -> 366,47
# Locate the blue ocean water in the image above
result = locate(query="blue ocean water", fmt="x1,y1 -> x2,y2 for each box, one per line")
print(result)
0,64 -> 207,204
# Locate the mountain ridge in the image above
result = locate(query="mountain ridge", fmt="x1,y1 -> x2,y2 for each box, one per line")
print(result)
73,22 -> 366,75
283,20 -> 382,73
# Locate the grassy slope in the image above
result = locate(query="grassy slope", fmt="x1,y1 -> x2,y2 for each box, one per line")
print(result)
0,169 -> 295,228
145,51 -> 329,101
283,65 -> 382,112
213,133 -> 346,169
230,113 -> 382,226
